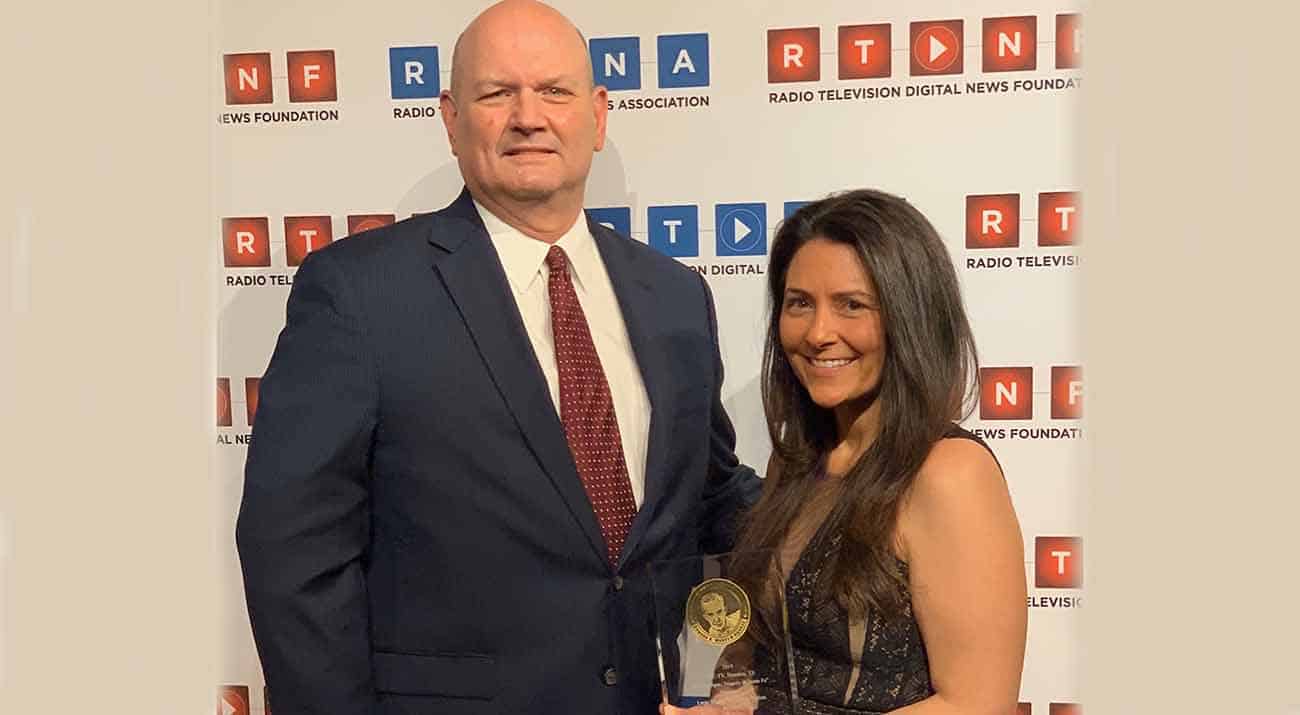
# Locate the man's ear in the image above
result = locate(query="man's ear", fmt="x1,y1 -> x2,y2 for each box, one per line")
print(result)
592,85 -> 609,152
439,89 -> 459,156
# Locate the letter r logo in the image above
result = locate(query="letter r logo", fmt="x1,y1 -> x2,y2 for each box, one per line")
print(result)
222,217 -> 271,268
389,46 -> 440,99
965,194 -> 1021,249
767,27 -> 820,83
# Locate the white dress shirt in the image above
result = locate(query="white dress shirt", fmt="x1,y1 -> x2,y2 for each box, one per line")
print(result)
474,201 -> 651,507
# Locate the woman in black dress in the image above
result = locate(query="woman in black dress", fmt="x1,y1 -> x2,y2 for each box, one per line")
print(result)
667,189 -> 1027,715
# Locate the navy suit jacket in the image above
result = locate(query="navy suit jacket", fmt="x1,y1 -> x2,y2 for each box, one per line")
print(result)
236,189 -> 761,715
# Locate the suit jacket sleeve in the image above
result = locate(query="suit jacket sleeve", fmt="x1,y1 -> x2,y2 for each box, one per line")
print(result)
236,249 -> 377,715
696,273 -> 763,554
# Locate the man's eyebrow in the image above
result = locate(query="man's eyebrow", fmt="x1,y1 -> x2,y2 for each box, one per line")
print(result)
470,77 -> 513,89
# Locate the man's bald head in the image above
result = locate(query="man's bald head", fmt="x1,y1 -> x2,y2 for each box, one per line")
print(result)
448,0 -> 593,99
436,0 -> 609,237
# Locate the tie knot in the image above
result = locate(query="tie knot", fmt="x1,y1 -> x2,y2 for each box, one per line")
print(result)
545,245 -> 568,275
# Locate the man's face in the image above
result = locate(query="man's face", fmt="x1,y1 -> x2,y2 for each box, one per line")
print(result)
702,594 -> 727,630
440,9 -> 608,209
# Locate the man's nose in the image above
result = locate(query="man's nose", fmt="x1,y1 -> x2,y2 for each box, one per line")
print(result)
509,89 -> 546,132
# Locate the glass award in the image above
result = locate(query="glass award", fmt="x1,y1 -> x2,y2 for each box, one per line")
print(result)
648,550 -> 797,714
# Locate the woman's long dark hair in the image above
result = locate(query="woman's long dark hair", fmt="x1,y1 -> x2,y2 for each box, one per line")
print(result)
732,188 -> 979,620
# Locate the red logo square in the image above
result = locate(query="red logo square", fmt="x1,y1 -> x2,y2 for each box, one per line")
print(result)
983,16 -> 1037,72
284,215 -> 333,267
217,378 -> 232,427
222,217 -> 271,268
287,50 -> 338,102
219,685 -> 250,715
1038,191 -> 1079,246
245,377 -> 261,427
910,20 -> 963,76
768,28 -> 820,83
223,53 -> 273,105
347,214 -> 396,235
1051,366 -> 1082,419
1056,14 -> 1081,69
966,194 -> 1020,249
1049,704 -> 1081,715
980,367 -> 1033,420
1036,537 -> 1083,588
838,24 -> 891,79
1017,705 -> 1032,715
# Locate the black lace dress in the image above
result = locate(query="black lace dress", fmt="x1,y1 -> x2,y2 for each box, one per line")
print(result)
752,427 -> 996,714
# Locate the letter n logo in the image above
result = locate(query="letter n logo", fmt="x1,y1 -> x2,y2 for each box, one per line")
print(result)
979,366 -> 1033,420
223,53 -> 273,105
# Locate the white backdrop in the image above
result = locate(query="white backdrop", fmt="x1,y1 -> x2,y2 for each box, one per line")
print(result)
214,2 -> 1083,713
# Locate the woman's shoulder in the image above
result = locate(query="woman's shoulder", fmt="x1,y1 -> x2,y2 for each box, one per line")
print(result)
900,429 -> 1009,529
916,426 -> 1004,490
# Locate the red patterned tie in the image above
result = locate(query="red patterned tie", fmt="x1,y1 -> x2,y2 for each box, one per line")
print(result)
545,245 -> 638,564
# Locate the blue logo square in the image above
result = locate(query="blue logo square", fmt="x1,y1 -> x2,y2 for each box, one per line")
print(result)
389,46 -> 440,99
657,33 -> 710,88
586,207 -> 632,237
715,203 -> 768,257
590,37 -> 641,91
783,201 -> 810,218
648,205 -> 699,258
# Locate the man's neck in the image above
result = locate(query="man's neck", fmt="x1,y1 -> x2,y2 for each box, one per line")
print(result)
471,191 -> 584,244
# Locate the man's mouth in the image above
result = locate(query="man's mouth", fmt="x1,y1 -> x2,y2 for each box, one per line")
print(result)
503,146 -> 556,156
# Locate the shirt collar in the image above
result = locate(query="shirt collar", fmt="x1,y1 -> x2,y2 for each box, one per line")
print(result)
474,200 -> 598,295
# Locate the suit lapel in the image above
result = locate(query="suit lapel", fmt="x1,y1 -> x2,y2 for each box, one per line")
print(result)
587,219 -> 674,568
429,190 -> 608,566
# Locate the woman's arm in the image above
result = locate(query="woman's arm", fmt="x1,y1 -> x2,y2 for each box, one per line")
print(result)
892,437 -> 1028,715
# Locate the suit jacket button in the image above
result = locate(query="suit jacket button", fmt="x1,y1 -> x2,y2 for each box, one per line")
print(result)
601,665 -> 618,686
613,576 -> 625,591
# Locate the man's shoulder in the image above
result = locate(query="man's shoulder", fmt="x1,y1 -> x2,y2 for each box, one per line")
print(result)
592,223 -> 705,291
307,203 -> 481,272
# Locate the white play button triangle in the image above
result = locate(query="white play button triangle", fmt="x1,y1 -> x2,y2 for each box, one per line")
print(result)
929,35 -> 948,62
732,217 -> 751,244
222,697 -> 237,715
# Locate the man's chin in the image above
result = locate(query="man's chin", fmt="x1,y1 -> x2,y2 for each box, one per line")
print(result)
501,182 -> 567,203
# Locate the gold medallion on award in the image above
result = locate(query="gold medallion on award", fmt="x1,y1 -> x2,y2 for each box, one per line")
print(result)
685,578 -> 752,646
649,550 -> 796,712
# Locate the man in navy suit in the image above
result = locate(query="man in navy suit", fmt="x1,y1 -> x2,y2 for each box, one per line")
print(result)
234,2 -> 760,713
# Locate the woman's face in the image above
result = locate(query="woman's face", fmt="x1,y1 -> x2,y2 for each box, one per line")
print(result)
778,238 -> 886,412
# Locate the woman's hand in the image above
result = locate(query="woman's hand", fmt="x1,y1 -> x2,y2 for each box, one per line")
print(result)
659,703 -> 752,715
659,681 -> 757,715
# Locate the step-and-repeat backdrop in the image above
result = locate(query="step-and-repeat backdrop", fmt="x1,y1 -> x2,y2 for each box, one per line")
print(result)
214,2 -> 1082,713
